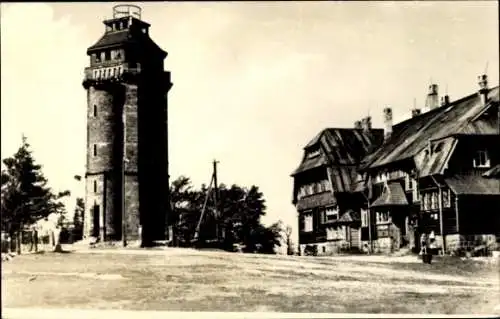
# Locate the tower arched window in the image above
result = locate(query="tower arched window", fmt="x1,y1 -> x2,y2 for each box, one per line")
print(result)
93,105 -> 97,117
93,144 -> 97,156
93,180 -> 97,193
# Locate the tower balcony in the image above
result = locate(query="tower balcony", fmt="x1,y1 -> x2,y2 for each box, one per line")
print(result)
83,62 -> 142,87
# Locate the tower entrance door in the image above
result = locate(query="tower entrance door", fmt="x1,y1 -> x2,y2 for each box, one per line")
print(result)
92,205 -> 100,238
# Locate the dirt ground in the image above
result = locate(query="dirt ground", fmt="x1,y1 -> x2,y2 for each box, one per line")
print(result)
2,248 -> 499,314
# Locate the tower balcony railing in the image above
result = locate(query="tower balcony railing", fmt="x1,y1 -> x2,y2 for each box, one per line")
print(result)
83,63 -> 142,83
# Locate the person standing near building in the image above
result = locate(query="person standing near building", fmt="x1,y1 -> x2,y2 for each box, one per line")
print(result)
420,232 -> 429,264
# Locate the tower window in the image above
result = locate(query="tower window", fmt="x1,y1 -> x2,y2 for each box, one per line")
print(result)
93,144 -> 97,156
93,180 -> 97,193
93,105 -> 97,117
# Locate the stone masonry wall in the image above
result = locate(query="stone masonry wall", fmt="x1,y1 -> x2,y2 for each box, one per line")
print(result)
123,84 -> 140,240
85,85 -> 122,239
124,175 -> 140,240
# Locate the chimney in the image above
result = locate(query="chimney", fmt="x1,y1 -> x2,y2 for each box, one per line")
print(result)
440,95 -> 450,107
383,107 -> 393,140
361,116 -> 372,132
478,74 -> 488,105
425,83 -> 439,111
411,108 -> 421,118
354,120 -> 362,129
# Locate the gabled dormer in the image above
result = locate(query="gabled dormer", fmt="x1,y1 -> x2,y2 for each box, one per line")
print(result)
473,149 -> 491,168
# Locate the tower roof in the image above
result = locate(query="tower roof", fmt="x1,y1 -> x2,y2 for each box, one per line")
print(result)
86,6 -> 166,57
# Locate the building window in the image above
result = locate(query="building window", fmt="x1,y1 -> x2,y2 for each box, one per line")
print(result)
319,209 -> 326,224
473,150 -> 490,168
93,105 -> 97,117
431,192 -> 438,210
413,181 -> 420,201
442,189 -> 450,208
326,227 -> 335,240
312,183 -> 319,194
303,214 -> 313,233
377,224 -> 390,238
325,206 -> 339,222
405,175 -> 414,191
319,181 -> 325,193
324,180 -> 332,192
104,51 -> 111,61
100,52 -> 106,62
308,184 -> 314,195
361,209 -> 368,227
93,144 -> 97,156
430,212 -> 439,221
376,211 -> 390,224
297,187 -> 305,200
424,193 -> 432,211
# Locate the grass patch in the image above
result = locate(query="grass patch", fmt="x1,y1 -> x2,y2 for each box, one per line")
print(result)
2,251 -> 498,313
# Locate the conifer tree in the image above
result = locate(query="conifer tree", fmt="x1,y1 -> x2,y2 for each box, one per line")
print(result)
1,136 -> 69,237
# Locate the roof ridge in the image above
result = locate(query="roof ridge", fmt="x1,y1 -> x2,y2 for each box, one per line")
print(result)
393,85 -> 499,130
326,127 -> 384,131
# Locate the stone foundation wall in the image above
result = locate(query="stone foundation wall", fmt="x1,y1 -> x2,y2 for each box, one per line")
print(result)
300,240 -> 357,256
444,234 -> 498,253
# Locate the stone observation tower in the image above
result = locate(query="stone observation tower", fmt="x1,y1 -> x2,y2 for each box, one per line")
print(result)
82,5 -> 172,245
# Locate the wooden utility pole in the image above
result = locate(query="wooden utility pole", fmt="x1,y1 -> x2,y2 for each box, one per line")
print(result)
213,160 -> 219,242
122,109 -> 127,247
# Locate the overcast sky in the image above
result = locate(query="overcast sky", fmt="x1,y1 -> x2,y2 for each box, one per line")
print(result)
1,1 -> 499,243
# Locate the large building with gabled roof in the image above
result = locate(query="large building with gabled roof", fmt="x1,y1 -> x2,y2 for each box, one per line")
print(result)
291,124 -> 383,255
292,74 -> 500,255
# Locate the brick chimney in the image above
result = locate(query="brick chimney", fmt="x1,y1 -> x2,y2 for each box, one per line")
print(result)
425,83 -> 439,111
361,116 -> 372,132
383,107 -> 393,140
440,95 -> 450,107
478,74 -> 488,105
411,108 -> 421,118
354,120 -> 362,129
